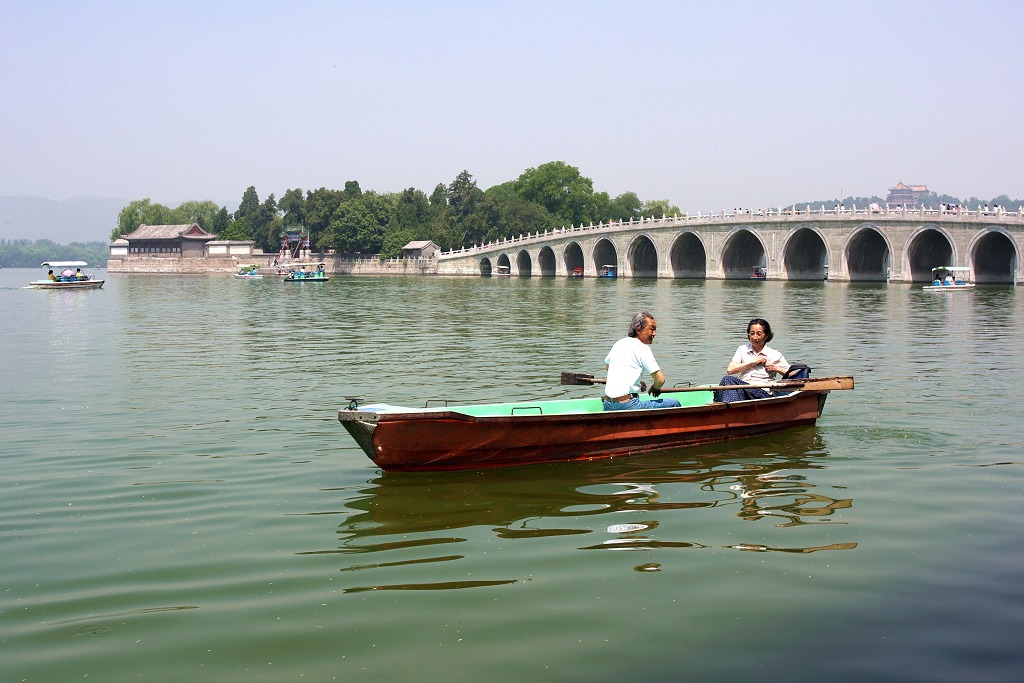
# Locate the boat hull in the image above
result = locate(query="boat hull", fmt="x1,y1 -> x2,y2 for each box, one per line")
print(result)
30,279 -> 105,289
923,284 -> 975,291
339,391 -> 828,471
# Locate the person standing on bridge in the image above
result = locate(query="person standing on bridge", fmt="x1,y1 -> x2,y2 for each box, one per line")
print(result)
602,312 -> 682,411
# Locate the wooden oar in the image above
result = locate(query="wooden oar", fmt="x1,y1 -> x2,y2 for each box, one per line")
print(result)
560,372 -> 854,392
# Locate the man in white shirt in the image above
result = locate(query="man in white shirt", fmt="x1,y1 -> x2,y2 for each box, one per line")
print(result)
602,312 -> 682,411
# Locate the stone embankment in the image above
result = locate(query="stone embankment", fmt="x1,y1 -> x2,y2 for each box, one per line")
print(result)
107,254 -> 439,275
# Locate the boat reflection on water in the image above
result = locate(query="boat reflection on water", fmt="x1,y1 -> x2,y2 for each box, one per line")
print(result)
312,427 -> 856,591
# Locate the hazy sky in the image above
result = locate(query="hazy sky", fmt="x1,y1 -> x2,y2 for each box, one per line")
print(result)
3,0 -> 1022,214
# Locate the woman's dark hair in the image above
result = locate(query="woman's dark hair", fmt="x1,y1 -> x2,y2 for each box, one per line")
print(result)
628,311 -> 654,338
747,318 -> 774,343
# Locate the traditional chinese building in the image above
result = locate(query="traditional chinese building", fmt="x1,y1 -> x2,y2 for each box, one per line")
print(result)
886,181 -> 929,207
108,223 -> 256,273
120,223 -> 217,256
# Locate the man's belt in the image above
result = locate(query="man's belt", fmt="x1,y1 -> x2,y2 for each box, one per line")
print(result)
606,394 -> 637,403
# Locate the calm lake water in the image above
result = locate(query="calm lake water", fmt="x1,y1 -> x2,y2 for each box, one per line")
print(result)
2,268 -> 1023,682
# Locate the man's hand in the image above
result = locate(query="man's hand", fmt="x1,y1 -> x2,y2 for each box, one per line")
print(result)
650,386 -> 662,398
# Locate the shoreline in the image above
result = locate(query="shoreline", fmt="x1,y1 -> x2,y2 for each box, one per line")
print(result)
106,254 -> 438,276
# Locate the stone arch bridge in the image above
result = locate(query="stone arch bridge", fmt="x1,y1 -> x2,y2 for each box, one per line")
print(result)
434,206 -> 1023,284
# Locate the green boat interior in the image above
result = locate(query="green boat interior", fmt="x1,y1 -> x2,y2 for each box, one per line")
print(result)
361,391 -> 717,418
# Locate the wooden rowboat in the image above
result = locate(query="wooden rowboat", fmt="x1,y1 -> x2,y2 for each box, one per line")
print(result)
338,376 -> 853,471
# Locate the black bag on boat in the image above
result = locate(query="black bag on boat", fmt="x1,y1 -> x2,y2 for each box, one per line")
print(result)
782,363 -> 811,380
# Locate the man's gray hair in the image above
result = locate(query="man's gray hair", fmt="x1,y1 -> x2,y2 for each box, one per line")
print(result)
628,311 -> 654,338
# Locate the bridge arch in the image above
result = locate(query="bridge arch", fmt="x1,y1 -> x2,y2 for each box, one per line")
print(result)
781,225 -> 829,280
592,238 -> 618,275
905,224 -> 953,282
843,223 -> 892,282
538,246 -> 556,276
515,249 -> 532,277
562,242 -> 584,276
479,256 -> 493,276
627,233 -> 659,278
969,227 -> 1019,284
721,227 -> 767,279
496,253 -> 512,274
670,231 -> 707,278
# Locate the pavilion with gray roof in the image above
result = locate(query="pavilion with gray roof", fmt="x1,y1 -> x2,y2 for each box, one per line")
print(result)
120,223 -> 217,257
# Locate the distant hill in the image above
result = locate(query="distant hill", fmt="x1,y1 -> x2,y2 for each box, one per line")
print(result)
0,196 -> 130,243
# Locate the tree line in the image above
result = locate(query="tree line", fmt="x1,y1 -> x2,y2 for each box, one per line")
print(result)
110,161 -> 681,258
0,239 -> 109,269
110,160 -> 1024,260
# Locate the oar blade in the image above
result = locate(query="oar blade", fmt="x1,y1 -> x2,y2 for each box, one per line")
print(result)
790,376 -> 854,391
561,372 -> 598,386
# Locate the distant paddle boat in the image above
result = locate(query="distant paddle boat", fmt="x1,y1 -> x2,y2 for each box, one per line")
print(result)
284,263 -> 329,282
338,374 -> 854,471
751,266 -> 767,280
234,264 -> 263,279
924,266 -> 974,291
29,261 -> 104,289
598,264 -> 617,279
494,265 -> 511,276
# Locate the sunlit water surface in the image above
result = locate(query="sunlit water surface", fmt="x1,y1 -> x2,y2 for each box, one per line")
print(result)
2,269 -> 1023,682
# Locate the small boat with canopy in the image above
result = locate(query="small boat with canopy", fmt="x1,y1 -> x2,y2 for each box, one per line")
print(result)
283,263 -> 330,282
234,264 -> 263,279
923,266 -> 974,291
29,261 -> 104,289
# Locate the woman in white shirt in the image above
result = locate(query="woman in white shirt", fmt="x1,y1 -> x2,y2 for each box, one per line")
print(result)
716,318 -> 790,402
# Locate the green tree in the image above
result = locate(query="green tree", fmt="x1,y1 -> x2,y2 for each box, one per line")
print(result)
342,180 -> 362,201
279,188 -> 305,229
247,194 -> 280,253
234,186 -> 260,224
641,199 -> 682,218
380,227 -> 415,259
211,207 -> 231,235
608,192 -> 643,222
447,170 -> 482,213
514,161 -> 595,227
393,188 -> 431,232
428,183 -> 447,212
440,170 -> 487,246
304,187 -> 346,246
111,199 -> 174,240
318,192 -> 394,255
481,183 -> 553,241
172,200 -> 222,230
218,218 -> 252,241
358,192 -> 394,253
